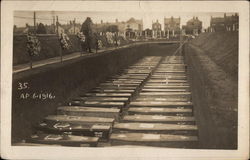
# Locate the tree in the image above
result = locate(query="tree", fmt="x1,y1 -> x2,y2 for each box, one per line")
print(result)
36,23 -> 47,34
106,25 -> 118,33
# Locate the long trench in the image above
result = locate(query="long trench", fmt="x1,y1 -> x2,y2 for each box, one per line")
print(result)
15,47 -> 199,148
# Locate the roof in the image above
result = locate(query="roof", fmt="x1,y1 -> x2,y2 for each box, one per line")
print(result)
152,20 -> 161,25
14,27 -> 27,33
211,17 -> 225,23
164,17 -> 180,24
187,17 -> 202,23
127,17 -> 143,24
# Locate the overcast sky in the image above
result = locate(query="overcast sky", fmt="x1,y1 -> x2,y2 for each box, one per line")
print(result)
14,11 -> 236,29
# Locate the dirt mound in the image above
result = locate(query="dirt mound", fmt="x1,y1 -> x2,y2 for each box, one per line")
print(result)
190,32 -> 238,80
185,32 -> 238,148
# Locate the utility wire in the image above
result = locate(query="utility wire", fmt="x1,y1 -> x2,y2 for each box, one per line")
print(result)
14,16 -> 82,23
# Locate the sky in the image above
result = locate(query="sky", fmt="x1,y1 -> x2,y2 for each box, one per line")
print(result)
14,11 -> 237,29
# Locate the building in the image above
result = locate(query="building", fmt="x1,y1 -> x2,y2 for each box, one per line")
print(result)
94,21 -> 108,34
58,20 -> 82,35
67,25 -> 81,34
14,24 -> 42,35
125,18 -> 143,39
114,19 -> 127,37
14,20 -> 81,35
13,26 -> 28,34
94,20 -> 127,37
44,24 -> 56,34
224,13 -> 239,31
210,17 -> 225,32
210,13 -> 239,32
93,18 -> 143,39
182,17 -> 202,35
152,20 -> 162,38
126,18 -> 143,32
164,16 -> 181,38
142,28 -> 152,39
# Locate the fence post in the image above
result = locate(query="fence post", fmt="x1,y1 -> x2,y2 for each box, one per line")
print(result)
73,18 -> 76,34
34,12 -> 36,35
30,56 -> 33,69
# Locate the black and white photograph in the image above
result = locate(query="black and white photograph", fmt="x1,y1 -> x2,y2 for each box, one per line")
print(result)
1,1 -> 249,160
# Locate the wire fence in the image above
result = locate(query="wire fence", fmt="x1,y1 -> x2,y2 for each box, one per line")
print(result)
14,15 -> 82,23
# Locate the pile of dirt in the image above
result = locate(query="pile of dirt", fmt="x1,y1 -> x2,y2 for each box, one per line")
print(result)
185,31 -> 238,149
190,31 -> 238,80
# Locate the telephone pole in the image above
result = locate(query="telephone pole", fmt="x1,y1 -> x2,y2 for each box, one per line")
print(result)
53,16 -> 56,34
73,18 -> 76,34
56,16 -> 63,63
30,11 -> 37,69
56,16 -> 59,35
33,11 -> 36,35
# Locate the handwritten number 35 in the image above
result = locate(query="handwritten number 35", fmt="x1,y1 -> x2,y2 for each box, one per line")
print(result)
18,82 -> 28,90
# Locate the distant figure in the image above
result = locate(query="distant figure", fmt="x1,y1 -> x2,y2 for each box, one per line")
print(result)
95,37 -> 98,53
93,33 -> 99,53
80,17 -> 93,53
86,36 -> 92,53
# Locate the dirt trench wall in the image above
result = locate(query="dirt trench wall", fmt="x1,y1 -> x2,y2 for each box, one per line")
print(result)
184,43 -> 238,149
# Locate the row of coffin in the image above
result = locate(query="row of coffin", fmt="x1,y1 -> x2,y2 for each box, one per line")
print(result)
110,56 -> 198,148
19,55 -> 198,148
20,56 -> 161,147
